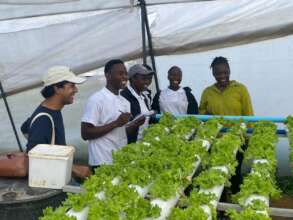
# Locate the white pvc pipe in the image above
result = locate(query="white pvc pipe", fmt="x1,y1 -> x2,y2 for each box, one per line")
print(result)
211,166 -> 229,175
244,194 -> 269,207
151,194 -> 180,220
200,205 -> 212,220
129,183 -> 152,198
199,185 -> 225,208
198,185 -> 225,220
242,159 -> 271,217
253,159 -> 269,164
151,159 -> 202,220
67,207 -> 89,220
197,145 -> 239,220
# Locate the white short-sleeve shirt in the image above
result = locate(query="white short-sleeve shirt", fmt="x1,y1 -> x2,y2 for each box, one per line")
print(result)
159,87 -> 188,114
82,87 -> 130,166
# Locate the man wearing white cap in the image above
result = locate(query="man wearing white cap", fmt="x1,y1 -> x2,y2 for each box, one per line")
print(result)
21,66 -> 86,152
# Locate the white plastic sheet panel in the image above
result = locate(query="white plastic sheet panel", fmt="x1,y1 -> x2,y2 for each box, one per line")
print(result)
0,0 -> 134,21
0,0 -> 77,4
1,0 -> 293,93
0,0 -> 205,20
0,8 -> 142,93
150,0 -> 293,54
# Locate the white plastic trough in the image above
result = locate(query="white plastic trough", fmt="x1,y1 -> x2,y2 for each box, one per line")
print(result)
151,158 -> 202,220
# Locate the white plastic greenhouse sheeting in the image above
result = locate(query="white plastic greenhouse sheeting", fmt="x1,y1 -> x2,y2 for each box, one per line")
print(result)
0,0 -> 205,20
0,8 -> 142,93
1,0 -> 293,94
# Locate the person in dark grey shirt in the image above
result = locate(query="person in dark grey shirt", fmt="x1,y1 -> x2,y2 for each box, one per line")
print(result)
21,66 -> 85,152
21,105 -> 65,152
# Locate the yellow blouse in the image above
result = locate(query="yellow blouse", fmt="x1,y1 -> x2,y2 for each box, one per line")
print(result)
199,80 -> 253,116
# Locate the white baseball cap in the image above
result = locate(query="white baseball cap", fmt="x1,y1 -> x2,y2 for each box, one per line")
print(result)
43,66 -> 86,87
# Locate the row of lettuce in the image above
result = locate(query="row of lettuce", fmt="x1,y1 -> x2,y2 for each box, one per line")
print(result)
227,121 -> 281,220
287,116 -> 293,166
169,120 -> 247,219
40,113 -> 224,220
40,114 -> 283,220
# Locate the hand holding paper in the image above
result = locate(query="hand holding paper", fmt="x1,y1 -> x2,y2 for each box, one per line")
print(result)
126,110 -> 156,128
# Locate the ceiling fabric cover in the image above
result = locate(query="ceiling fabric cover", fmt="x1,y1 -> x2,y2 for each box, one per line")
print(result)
1,0 -> 293,93
0,0 -> 205,20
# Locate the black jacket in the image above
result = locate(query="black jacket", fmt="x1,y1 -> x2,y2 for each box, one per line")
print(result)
151,87 -> 198,114
120,87 -> 149,144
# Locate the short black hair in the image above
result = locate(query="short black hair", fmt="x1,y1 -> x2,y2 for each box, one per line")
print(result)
210,56 -> 229,69
41,81 -> 68,98
104,59 -> 124,74
168,66 -> 181,74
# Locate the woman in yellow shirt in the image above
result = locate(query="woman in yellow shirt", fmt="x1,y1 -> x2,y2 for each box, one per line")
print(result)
199,56 -> 253,116
199,56 -> 253,194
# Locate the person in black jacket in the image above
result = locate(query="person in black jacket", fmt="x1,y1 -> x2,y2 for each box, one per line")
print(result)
142,64 -> 154,109
121,64 -> 154,143
152,66 -> 198,114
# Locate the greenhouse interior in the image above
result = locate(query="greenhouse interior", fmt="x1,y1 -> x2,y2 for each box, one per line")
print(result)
1,0 -> 293,220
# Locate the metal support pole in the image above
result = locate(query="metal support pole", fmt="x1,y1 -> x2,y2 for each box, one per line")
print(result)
0,81 -> 23,152
139,0 -> 160,92
140,4 -> 147,65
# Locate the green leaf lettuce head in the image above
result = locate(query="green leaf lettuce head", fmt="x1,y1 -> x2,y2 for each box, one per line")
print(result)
193,169 -> 227,189
39,207 -> 76,220
169,191 -> 217,220
232,172 -> 281,206
159,112 -> 175,127
87,183 -> 160,220
142,124 -> 169,140
226,207 -> 271,220
168,206 -> 208,220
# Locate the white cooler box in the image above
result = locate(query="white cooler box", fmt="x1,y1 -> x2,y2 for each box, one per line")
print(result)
28,144 -> 75,189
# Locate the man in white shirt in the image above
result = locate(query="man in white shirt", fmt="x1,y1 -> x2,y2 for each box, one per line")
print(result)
81,59 -> 132,170
121,64 -> 154,143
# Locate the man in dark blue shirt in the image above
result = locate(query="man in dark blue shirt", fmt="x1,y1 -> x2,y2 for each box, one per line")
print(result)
21,105 -> 65,152
21,66 -> 85,152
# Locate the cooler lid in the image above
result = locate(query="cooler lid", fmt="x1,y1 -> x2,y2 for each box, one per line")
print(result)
28,144 -> 75,158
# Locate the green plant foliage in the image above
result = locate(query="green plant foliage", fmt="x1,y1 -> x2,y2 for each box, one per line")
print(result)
83,165 -> 119,193
286,116 -> 293,161
171,116 -> 201,139
277,176 -> 293,196
158,112 -> 176,127
168,206 -> 208,220
193,169 -> 227,189
63,192 -> 96,212
85,182 -> 160,220
229,120 -> 280,220
227,207 -> 271,220
142,123 -> 169,141
43,117 -> 284,220
39,207 -> 76,220
234,162 -> 281,205
209,133 -> 242,174
195,118 -> 222,142
247,200 -> 270,212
